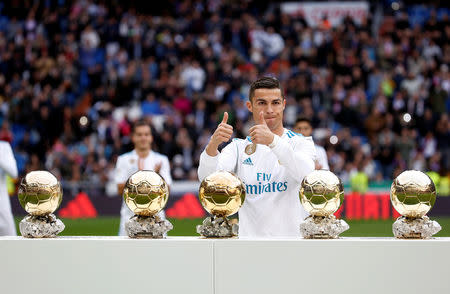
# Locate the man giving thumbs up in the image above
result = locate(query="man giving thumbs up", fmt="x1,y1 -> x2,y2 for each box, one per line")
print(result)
205,112 -> 233,156
198,77 -> 316,237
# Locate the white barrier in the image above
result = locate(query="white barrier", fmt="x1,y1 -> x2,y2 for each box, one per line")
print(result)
0,237 -> 213,294
1,237 -> 449,294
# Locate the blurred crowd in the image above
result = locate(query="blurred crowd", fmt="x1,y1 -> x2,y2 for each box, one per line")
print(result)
0,0 -> 449,193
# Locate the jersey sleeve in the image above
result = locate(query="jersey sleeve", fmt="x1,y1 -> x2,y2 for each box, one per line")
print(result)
114,156 -> 129,185
317,146 -> 329,170
271,135 -> 315,182
198,141 -> 238,181
159,156 -> 173,186
0,142 -> 18,178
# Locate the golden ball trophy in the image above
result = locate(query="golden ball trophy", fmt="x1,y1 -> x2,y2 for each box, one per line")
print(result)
299,170 -> 349,239
197,171 -> 245,238
18,171 -> 65,238
123,170 -> 173,238
391,170 -> 441,239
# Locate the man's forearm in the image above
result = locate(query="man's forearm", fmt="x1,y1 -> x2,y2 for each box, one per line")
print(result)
205,143 -> 219,157
271,138 -> 315,180
198,150 -> 219,181
0,157 -> 18,178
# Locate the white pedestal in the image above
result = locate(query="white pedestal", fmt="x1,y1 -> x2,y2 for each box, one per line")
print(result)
1,237 -> 449,294
0,237 -> 213,294
214,237 -> 450,294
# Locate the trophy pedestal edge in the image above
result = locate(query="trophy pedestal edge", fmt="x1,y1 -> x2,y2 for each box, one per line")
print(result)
300,215 -> 349,239
19,214 -> 65,238
125,214 -> 173,239
197,216 -> 238,238
393,216 -> 441,239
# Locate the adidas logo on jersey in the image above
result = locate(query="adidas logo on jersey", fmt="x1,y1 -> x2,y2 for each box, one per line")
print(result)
243,158 -> 253,165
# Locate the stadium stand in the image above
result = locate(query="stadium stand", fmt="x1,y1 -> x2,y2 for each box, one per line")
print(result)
0,0 -> 448,198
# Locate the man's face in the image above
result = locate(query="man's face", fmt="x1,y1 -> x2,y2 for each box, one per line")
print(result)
294,121 -> 312,137
246,88 -> 285,131
132,125 -> 153,151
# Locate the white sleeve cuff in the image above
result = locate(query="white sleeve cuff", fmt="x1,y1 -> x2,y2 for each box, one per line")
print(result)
200,150 -> 219,166
268,134 -> 280,149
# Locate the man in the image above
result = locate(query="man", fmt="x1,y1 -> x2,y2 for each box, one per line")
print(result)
198,77 -> 316,237
293,117 -> 329,170
0,140 -> 18,235
114,120 -> 172,236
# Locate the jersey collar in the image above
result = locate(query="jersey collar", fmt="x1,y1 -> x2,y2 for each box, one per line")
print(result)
132,149 -> 153,159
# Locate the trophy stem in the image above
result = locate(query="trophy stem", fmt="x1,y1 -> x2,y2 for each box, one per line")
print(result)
197,215 -> 238,238
125,214 -> 173,238
19,214 -> 65,238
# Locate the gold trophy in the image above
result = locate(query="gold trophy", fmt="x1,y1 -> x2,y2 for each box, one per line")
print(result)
123,170 -> 173,238
18,170 -> 65,238
197,171 -> 245,238
391,170 -> 441,239
299,170 -> 349,239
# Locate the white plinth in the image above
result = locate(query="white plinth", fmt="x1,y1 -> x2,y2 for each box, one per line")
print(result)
214,237 -> 450,294
0,237 -> 213,294
1,237 -> 449,294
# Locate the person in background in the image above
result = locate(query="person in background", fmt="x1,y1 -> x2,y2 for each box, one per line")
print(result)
350,163 -> 369,194
0,140 -> 18,235
114,120 -> 172,236
294,117 -> 329,170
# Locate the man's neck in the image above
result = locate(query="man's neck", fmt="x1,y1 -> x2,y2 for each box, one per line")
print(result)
135,149 -> 151,158
271,126 -> 285,137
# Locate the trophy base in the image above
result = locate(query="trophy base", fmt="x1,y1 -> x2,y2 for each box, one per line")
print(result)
19,214 -> 65,238
300,215 -> 349,239
393,216 -> 441,239
196,216 -> 238,238
125,214 -> 173,238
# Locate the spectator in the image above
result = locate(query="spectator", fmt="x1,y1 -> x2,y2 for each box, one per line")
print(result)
0,0 -> 447,193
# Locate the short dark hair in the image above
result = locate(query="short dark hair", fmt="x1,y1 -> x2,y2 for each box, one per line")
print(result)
295,116 -> 312,126
132,119 -> 152,134
249,76 -> 283,101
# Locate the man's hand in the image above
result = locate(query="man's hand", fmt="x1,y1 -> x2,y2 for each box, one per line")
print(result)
154,162 -> 162,173
315,160 -> 322,170
206,112 -> 233,156
249,111 -> 274,146
117,183 -> 125,195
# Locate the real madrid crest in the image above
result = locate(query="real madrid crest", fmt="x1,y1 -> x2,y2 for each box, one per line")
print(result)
245,143 -> 256,155
130,159 -> 135,164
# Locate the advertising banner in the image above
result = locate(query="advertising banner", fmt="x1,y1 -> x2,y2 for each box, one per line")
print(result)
280,1 -> 369,27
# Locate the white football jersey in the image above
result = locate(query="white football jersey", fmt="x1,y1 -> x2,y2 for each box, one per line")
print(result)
114,150 -> 172,236
315,144 -> 329,170
198,129 -> 316,237
0,141 -> 18,236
